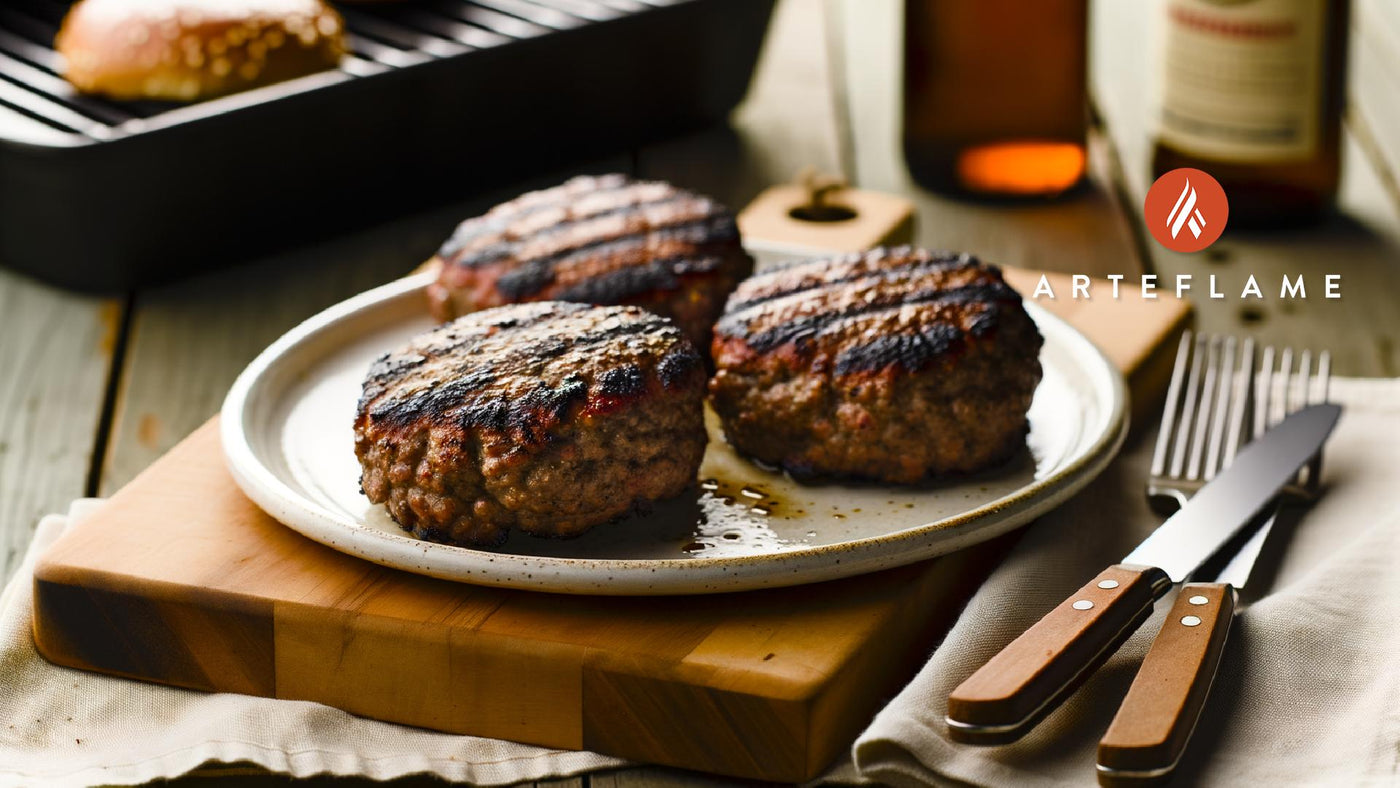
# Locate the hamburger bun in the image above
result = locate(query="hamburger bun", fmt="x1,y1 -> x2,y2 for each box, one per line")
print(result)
57,0 -> 347,102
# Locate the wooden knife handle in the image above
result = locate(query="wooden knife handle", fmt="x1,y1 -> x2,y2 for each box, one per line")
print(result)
1096,582 -> 1236,785
946,564 -> 1171,745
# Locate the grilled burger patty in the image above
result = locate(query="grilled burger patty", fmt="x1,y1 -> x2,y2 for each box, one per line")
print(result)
355,301 -> 707,546
426,174 -> 754,351
709,247 -> 1044,483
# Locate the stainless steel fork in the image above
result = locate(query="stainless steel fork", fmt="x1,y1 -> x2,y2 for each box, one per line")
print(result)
1148,331 -> 1331,516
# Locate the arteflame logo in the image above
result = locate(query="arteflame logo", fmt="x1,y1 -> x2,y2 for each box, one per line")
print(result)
1144,167 -> 1228,253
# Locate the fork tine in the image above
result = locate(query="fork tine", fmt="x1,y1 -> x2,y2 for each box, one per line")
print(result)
1302,350 -> 1332,491
1187,336 -> 1222,480
1152,331 -> 1193,479
1203,336 -> 1237,480
1222,337 -> 1254,467
1254,346 -> 1276,440
1171,334 -> 1208,479
1317,350 -> 1332,403
1293,350 -> 1312,415
1272,347 -> 1294,427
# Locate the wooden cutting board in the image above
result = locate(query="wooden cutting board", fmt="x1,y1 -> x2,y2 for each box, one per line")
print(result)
31,271 -> 1188,783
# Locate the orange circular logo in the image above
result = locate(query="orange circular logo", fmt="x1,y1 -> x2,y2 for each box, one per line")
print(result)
1144,168 -> 1228,253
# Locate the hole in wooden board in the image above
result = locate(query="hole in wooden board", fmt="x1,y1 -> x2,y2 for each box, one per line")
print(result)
1205,247 -> 1232,264
789,203 -> 858,223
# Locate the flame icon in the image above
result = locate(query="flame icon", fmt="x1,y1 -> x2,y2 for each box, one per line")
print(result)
1166,179 -> 1207,240
1145,167 -> 1226,252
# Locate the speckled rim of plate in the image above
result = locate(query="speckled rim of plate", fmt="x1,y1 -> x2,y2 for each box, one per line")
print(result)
221,271 -> 1127,596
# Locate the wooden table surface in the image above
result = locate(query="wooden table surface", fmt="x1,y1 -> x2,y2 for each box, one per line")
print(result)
2,1 -> 1398,786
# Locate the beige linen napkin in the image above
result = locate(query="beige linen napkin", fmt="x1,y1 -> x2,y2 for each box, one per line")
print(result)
0,500 -> 626,787
848,376 -> 1400,787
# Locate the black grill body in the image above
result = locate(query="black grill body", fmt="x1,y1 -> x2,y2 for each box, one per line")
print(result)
0,0 -> 775,290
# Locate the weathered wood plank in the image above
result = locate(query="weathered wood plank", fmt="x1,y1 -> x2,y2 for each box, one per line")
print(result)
0,270 -> 114,584
1091,0 -> 1400,377
829,0 -> 1145,279
634,0 -> 843,209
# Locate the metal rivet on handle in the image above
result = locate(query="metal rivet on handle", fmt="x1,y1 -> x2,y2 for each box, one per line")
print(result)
1181,615 -> 1202,627
1189,595 -> 1209,605
1073,600 -> 1094,610
1098,580 -> 1120,589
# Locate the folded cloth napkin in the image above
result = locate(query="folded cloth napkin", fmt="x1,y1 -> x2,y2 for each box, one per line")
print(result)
848,376 -> 1400,787
0,499 -> 627,787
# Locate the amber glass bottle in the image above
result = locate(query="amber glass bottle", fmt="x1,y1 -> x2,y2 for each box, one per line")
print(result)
1152,0 -> 1349,227
903,0 -> 1088,199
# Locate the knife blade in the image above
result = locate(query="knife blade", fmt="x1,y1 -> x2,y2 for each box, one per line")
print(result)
946,403 -> 1341,745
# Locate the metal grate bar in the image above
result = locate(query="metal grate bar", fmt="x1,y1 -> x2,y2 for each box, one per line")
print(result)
0,74 -> 107,136
592,0 -> 653,12
339,9 -> 473,58
339,54 -> 392,78
520,0 -> 626,22
371,8 -> 516,49
455,0 -> 588,30
0,21 -> 61,72
344,33 -> 435,69
0,47 -> 132,125
420,3 -> 552,39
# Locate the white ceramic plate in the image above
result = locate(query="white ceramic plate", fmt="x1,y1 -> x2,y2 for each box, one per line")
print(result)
222,271 -> 1126,595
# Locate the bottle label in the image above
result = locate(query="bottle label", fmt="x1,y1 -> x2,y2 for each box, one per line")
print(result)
1159,0 -> 1326,163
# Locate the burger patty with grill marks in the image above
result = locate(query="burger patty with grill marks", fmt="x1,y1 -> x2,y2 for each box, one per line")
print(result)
355,301 -> 707,547
709,246 -> 1044,484
426,174 -> 754,352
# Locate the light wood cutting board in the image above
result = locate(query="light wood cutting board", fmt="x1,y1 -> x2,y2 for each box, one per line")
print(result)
31,271 -> 1188,783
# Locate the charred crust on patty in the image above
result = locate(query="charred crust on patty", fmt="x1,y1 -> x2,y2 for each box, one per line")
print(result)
426,174 -> 754,351
355,301 -> 707,547
709,246 -> 1044,484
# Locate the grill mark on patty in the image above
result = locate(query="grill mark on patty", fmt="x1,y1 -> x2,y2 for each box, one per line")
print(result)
596,364 -> 645,397
489,215 -> 738,300
833,321 -> 966,375
657,348 -> 703,390
437,174 -> 639,259
362,303 -> 700,431
720,281 -> 1018,353
446,193 -> 705,271
552,254 -> 725,303
723,249 -> 977,314
359,303 -> 582,405
442,177 -> 731,269
715,247 -> 1027,374
459,374 -> 589,439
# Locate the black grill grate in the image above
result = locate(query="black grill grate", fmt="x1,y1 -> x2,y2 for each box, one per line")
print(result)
0,0 -> 674,140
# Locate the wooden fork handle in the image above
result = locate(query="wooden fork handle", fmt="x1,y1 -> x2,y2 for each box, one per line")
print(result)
1097,582 -> 1237,785
946,564 -> 1171,745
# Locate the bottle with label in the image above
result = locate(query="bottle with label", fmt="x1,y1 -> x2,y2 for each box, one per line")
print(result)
902,0 -> 1088,199
1153,0 -> 1349,227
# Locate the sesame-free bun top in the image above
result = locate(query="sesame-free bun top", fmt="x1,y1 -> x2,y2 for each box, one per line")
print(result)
57,0 -> 347,102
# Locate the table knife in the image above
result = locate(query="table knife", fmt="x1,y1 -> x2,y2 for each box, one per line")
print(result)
1095,500 -> 1281,784
945,403 -> 1341,745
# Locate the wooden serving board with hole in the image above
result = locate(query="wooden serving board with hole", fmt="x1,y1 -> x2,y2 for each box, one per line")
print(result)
30,269 -> 1188,783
